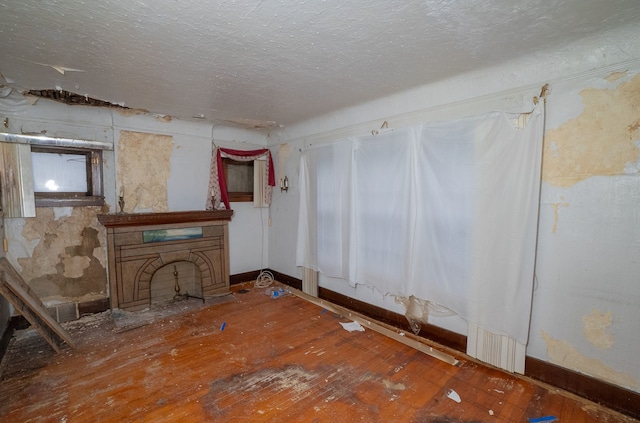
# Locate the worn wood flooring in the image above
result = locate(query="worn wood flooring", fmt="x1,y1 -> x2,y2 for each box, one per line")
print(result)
0,283 -> 636,423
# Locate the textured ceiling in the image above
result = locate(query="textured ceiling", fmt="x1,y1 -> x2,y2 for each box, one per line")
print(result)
1,0 -> 639,128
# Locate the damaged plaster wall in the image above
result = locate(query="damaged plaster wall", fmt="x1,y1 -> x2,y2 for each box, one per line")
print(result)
1,98 -> 116,308
117,130 -> 173,213
268,43 -> 640,391
542,73 -> 640,187
16,206 -> 108,302
541,330 -> 637,389
582,308 -> 614,349
528,70 -> 640,391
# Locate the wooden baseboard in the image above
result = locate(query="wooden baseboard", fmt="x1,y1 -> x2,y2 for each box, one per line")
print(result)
267,270 -> 302,291
229,270 -> 262,285
317,286 -> 467,353
229,270 -> 302,290
265,270 -> 640,419
525,356 -> 639,419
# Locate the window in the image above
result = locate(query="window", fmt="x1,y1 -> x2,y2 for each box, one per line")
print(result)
31,146 -> 104,207
222,158 -> 254,202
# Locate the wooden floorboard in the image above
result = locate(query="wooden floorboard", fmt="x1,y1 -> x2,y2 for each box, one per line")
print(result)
0,282 -> 637,423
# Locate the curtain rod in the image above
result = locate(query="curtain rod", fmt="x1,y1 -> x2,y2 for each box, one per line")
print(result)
0,132 -> 114,151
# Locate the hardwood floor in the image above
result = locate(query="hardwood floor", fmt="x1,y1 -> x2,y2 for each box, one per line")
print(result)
0,283 -> 636,423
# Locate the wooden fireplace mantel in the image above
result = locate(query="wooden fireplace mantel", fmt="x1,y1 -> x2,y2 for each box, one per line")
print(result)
97,210 -> 233,228
98,210 -> 233,310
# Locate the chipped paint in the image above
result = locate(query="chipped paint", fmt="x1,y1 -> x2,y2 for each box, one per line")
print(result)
542,73 -> 640,187
118,131 -> 173,213
550,198 -> 570,234
18,207 -> 108,301
276,143 -> 292,182
61,255 -> 91,278
116,108 -> 148,117
541,331 -> 637,389
155,114 -> 173,123
582,309 -> 614,349
53,207 -> 74,220
605,71 -> 628,83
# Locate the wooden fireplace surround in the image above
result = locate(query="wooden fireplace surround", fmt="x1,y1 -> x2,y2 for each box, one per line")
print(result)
98,210 -> 233,311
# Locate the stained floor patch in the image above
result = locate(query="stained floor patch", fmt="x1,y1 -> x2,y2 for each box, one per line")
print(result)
203,363 -> 385,420
204,364 -> 320,418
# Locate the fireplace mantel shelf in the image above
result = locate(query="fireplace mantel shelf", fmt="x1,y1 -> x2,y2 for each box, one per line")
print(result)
98,210 -> 233,228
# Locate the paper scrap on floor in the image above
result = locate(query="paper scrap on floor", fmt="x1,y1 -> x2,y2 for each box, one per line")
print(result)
339,321 -> 365,332
447,389 -> 462,403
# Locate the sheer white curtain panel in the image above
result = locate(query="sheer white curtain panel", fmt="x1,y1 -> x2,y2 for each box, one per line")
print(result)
297,106 -> 544,344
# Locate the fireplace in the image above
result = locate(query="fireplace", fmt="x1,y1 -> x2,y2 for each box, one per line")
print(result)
98,210 -> 233,311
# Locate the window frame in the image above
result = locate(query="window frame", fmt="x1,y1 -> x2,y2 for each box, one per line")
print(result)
222,157 -> 254,203
31,145 -> 105,207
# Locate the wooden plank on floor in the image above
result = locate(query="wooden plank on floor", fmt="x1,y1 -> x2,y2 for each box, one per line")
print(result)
289,286 -> 460,366
0,257 -> 75,352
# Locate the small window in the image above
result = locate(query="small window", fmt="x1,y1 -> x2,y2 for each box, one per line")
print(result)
223,158 -> 254,202
31,146 -> 104,207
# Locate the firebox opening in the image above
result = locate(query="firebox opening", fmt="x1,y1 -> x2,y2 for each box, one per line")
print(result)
150,261 -> 202,305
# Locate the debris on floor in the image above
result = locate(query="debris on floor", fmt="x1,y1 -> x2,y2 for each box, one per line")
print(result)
528,416 -> 558,422
339,321 -> 365,332
446,388 -> 462,403
265,287 -> 286,299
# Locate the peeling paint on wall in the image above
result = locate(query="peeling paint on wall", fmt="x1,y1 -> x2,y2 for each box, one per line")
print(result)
276,143 -> 292,182
61,255 -> 92,278
542,73 -> 640,187
155,114 -> 173,123
116,108 -> 148,117
605,71 -> 628,83
550,197 -> 570,234
53,207 -> 74,220
582,309 -> 614,349
541,330 -> 636,389
118,131 -> 173,213
18,207 -> 108,301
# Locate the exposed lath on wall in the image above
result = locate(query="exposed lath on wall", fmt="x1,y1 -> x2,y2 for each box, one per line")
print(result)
24,89 -> 131,110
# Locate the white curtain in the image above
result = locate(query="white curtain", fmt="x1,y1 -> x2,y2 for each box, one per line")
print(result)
297,139 -> 355,281
297,106 -> 544,344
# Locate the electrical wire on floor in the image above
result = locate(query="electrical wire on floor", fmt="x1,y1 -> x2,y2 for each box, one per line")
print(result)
254,207 -> 274,289
255,270 -> 274,288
